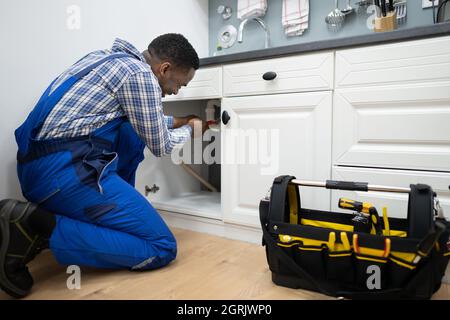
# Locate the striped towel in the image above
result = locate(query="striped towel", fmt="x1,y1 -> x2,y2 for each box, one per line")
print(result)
237,0 -> 268,20
282,0 -> 309,36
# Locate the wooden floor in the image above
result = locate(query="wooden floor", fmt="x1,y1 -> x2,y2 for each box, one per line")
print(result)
1,227 -> 449,300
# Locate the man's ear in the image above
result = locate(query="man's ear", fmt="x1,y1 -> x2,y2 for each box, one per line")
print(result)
159,62 -> 171,76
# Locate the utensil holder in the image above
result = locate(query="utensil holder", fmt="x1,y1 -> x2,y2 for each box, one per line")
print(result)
374,11 -> 397,32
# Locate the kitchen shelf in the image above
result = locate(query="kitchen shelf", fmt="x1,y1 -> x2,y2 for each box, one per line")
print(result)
151,191 -> 221,220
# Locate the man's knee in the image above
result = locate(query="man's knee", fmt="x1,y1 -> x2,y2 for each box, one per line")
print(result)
131,236 -> 177,271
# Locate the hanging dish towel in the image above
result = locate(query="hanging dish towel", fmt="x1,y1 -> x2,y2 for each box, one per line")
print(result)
282,0 -> 309,36
237,0 -> 268,20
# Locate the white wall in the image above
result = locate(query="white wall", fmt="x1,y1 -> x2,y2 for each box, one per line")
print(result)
0,0 -> 209,199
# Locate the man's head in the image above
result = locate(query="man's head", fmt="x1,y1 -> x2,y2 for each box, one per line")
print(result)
144,33 -> 199,97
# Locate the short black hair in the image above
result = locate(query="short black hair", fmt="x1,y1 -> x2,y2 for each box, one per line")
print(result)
148,33 -> 199,70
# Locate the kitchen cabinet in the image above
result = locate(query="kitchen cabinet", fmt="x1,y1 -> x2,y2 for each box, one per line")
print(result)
223,52 -> 334,97
162,66 -> 222,101
333,82 -> 450,171
221,92 -> 332,227
135,100 -> 222,220
137,50 -> 335,228
333,35 -> 450,226
138,67 -> 223,219
136,35 -> 450,250
335,36 -> 450,88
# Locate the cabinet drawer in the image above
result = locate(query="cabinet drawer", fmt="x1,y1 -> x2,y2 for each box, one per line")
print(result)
223,52 -> 334,97
331,166 -> 450,219
336,35 -> 450,88
163,66 -> 222,101
333,82 -> 450,171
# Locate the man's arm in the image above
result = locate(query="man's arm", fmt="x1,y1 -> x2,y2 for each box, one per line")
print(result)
166,115 -> 207,132
116,72 -> 192,157
164,115 -> 174,129
165,115 -> 193,129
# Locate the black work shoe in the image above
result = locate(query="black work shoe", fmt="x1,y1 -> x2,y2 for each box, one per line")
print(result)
0,199 -> 48,298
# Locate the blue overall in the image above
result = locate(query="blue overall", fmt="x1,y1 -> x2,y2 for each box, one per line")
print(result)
14,53 -> 177,270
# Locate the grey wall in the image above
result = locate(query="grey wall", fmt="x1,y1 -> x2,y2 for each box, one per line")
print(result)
209,0 -> 435,56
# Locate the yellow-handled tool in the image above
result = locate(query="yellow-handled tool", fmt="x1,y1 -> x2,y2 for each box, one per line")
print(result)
382,207 -> 390,236
339,198 -> 372,214
338,198 -> 383,235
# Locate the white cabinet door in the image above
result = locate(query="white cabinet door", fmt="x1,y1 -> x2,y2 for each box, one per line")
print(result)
333,82 -> 450,171
335,36 -> 450,88
162,66 -> 222,101
221,92 -> 332,227
331,166 -> 450,219
223,52 -> 334,97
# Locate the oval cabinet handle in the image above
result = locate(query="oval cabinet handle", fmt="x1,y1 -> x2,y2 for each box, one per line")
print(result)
221,111 -> 230,125
262,71 -> 277,81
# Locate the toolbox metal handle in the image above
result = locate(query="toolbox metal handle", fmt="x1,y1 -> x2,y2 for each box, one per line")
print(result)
290,179 -> 411,194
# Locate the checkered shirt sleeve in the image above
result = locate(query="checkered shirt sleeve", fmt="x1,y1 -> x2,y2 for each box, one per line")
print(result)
116,72 -> 192,157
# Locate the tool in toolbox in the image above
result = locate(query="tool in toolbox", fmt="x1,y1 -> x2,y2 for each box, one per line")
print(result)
382,207 -> 390,236
338,198 -> 383,235
260,177 -> 450,299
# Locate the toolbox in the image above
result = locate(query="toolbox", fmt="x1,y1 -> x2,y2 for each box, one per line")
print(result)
259,176 -> 450,299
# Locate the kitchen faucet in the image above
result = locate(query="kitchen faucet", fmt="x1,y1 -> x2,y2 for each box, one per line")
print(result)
237,17 -> 270,49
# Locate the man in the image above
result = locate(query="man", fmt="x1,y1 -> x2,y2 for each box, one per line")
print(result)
0,34 -> 205,298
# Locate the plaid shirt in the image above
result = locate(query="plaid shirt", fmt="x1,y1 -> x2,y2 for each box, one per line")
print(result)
37,38 -> 192,157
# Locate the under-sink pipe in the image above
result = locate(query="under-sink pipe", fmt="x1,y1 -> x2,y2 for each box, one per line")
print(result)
178,100 -> 221,193
180,161 -> 218,193
205,99 -> 221,132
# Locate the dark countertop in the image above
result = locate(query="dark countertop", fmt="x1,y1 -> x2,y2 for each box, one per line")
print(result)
200,22 -> 450,67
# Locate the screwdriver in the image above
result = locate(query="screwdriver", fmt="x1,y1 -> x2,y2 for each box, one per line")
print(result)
338,198 -> 383,235
339,198 -> 373,214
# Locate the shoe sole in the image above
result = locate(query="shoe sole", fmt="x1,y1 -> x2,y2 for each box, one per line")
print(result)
0,199 -> 30,298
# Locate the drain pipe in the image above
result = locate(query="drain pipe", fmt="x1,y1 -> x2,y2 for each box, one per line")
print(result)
181,161 -> 218,193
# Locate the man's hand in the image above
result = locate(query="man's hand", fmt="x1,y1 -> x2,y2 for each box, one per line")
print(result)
173,115 -> 197,128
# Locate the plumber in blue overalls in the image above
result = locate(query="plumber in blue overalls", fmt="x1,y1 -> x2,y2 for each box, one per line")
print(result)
0,34 -> 204,298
